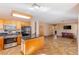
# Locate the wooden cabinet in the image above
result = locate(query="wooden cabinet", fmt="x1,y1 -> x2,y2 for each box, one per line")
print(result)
16,21 -> 21,30
21,21 -> 31,26
0,36 -> 4,50
17,34 -> 22,45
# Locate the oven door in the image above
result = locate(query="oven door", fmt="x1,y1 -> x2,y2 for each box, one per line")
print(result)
4,38 -> 17,49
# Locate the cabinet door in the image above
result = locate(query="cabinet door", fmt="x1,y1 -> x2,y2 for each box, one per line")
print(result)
0,36 -> 4,50
16,21 -> 21,30
17,35 -> 22,45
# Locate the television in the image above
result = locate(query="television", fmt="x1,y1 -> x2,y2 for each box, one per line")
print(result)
64,25 -> 71,29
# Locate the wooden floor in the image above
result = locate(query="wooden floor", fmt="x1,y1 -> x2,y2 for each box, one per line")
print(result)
0,36 -> 78,55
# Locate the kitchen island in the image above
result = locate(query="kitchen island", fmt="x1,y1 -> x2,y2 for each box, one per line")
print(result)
21,36 -> 44,55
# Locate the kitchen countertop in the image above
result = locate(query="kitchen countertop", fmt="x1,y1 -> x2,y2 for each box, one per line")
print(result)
22,35 -> 42,40
4,35 -> 18,39
0,33 -> 18,39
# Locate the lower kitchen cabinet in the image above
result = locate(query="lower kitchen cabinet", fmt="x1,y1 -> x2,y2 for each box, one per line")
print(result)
0,36 -> 4,50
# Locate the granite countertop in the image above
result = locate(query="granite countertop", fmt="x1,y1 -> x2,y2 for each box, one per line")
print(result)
22,35 -> 42,40
4,35 -> 18,39
0,33 -> 18,39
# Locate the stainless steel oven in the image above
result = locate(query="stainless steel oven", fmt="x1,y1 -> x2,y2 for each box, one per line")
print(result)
4,35 -> 17,49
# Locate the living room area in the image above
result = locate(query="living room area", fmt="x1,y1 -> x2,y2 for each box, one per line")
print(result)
37,20 -> 78,55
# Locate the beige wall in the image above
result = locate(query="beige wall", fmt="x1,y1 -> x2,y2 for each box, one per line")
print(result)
39,22 -> 54,36
39,22 -> 77,37
39,21 -> 45,36
39,21 -> 51,36
55,23 -> 77,38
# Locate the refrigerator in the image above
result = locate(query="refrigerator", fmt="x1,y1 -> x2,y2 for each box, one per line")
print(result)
21,26 -> 31,38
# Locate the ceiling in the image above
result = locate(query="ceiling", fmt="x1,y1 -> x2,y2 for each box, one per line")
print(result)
0,3 -> 78,24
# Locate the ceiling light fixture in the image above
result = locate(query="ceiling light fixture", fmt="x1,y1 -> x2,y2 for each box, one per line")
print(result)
32,3 -> 50,12
32,3 -> 40,9
12,11 -> 32,19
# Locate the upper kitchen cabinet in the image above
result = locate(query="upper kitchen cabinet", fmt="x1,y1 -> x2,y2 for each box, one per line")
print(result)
21,21 -> 31,26
0,19 -> 3,24
16,21 -> 21,30
3,19 -> 16,25
16,20 -> 31,30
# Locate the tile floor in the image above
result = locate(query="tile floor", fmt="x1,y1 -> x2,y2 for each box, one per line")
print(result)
35,36 -> 78,55
0,36 -> 78,55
